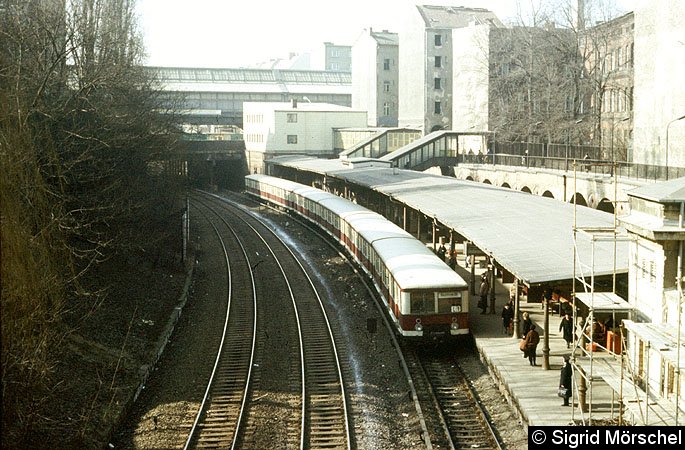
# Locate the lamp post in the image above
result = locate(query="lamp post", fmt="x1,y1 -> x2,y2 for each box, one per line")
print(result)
568,118 -> 584,171
666,114 -> 685,180
611,116 -> 630,176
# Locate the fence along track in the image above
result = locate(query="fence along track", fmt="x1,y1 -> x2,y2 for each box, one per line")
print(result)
184,197 -> 257,449
204,192 -> 351,450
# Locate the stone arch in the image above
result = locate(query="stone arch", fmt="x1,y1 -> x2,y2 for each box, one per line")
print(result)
597,198 -> 615,213
521,186 -> 532,194
466,176 -> 474,181
501,182 -> 511,189
483,179 -> 492,185
570,193 -> 588,206
542,190 -> 555,199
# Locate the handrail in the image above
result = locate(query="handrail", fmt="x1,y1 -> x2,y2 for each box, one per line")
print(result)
458,153 -> 685,182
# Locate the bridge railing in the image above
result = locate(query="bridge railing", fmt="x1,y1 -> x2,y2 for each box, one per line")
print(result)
460,153 -> 685,182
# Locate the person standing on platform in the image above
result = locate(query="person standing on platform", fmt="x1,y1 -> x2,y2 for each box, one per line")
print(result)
520,311 -> 532,338
478,274 -> 489,314
559,313 -> 574,349
559,356 -> 573,406
437,244 -> 446,262
523,324 -> 540,366
501,302 -> 514,334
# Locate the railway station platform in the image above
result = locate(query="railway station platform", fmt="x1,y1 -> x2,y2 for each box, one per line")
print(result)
453,260 -> 623,430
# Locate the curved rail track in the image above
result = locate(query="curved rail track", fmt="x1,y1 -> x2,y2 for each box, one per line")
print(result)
184,198 -> 258,449
189,190 -> 509,450
235,189 -> 507,450
187,192 -> 351,450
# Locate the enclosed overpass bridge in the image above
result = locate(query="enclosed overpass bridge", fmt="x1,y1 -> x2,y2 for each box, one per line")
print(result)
149,67 -> 351,127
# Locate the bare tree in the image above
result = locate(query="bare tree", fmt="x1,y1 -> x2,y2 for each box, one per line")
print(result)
1,0 -> 183,443
488,0 -> 630,158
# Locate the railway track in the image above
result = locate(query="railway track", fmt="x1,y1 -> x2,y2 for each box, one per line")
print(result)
195,190 -> 507,450
417,349 -> 503,450
188,192 -> 351,450
237,189 -> 503,450
184,197 -> 258,449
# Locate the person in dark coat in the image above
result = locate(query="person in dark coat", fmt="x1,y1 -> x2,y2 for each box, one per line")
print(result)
521,311 -> 532,338
559,356 -> 573,406
523,324 -> 540,366
501,303 -> 514,334
437,244 -> 446,262
478,275 -> 489,314
559,313 -> 573,348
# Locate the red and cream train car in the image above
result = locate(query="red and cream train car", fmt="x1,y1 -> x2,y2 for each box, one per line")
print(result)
245,174 -> 469,338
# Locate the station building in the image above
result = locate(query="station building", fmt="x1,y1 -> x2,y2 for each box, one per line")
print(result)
243,101 -> 367,174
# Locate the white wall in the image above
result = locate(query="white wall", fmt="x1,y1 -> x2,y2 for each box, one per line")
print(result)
451,23 -> 490,132
268,110 -> 367,155
244,103 -> 366,156
352,30 -> 379,126
629,238 -> 665,323
398,4 -> 426,130
632,0 -> 685,167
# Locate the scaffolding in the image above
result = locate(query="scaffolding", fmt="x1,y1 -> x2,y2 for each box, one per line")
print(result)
570,226 -> 633,425
569,163 -> 685,426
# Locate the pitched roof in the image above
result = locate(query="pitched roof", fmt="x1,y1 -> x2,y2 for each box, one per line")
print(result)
370,30 -> 399,46
416,5 -> 503,29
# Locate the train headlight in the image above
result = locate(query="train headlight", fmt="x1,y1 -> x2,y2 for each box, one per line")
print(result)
414,319 -> 423,332
451,318 -> 459,331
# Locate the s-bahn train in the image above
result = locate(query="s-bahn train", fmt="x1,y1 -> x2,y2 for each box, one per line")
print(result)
245,174 -> 470,338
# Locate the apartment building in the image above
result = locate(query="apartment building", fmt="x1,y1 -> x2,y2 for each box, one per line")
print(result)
398,4 -> 502,133
351,28 -> 399,127
584,12 -> 635,161
324,42 -> 352,72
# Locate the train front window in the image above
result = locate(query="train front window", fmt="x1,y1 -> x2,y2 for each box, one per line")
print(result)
411,292 -> 434,314
438,291 -> 462,313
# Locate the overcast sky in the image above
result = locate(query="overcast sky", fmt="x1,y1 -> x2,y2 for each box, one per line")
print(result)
135,0 -> 639,69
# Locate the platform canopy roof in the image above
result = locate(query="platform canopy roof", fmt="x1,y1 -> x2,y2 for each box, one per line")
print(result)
624,320 -> 685,369
626,176 -> 685,203
270,156 -> 630,285
574,292 -> 633,312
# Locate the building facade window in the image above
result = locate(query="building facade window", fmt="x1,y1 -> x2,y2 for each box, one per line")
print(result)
383,81 -> 391,92
383,102 -> 390,116
434,56 -> 442,68
383,59 -> 390,70
287,135 -> 298,144
434,77 -> 441,90
287,113 -> 298,123
434,101 -> 441,114
434,34 -> 442,46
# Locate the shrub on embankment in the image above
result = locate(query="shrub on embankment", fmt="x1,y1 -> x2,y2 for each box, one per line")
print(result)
1,1 -> 184,446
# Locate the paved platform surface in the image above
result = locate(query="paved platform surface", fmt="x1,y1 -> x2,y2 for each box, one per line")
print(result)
453,260 -> 624,429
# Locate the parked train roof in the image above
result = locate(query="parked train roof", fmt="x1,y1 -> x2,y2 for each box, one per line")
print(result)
317,196 -> 371,217
249,173 -> 465,290
346,213 -> 414,242
267,156 -> 630,285
373,237 -> 467,290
